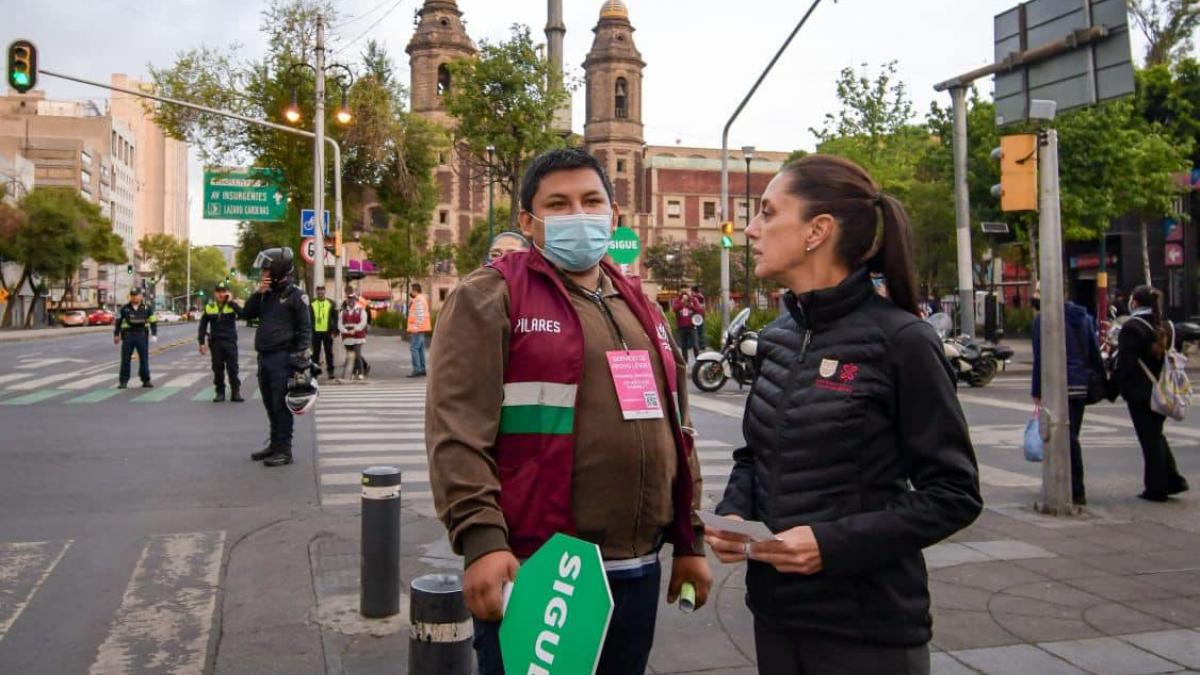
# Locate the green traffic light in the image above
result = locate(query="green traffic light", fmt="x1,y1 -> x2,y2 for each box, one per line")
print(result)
11,71 -> 29,86
720,235 -> 734,249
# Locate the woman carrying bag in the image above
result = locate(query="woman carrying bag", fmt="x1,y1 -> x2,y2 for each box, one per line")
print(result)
1112,285 -> 1189,502
705,155 -> 982,674
1030,295 -> 1106,505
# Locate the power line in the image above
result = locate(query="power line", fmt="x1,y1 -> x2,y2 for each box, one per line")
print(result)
333,0 -> 405,57
330,0 -> 396,30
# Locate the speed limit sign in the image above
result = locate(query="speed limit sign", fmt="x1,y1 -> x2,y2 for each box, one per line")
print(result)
300,237 -> 316,264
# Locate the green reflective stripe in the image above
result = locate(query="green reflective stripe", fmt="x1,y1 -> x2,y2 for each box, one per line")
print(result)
502,381 -> 577,407
498,404 -> 575,435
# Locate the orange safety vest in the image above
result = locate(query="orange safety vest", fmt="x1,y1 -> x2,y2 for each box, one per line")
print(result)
407,294 -> 431,333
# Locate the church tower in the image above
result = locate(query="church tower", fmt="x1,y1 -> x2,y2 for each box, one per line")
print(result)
583,0 -> 645,225
406,0 -> 476,126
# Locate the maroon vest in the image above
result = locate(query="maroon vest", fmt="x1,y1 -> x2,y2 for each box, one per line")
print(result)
489,249 -> 696,558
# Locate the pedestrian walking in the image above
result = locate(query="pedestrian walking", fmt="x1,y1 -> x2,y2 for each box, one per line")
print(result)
114,287 -> 157,389
242,247 -> 312,467
705,154 -> 982,675
338,293 -> 369,381
487,231 -> 530,262
671,289 -> 703,360
406,283 -> 430,378
427,148 -> 711,675
310,285 -> 336,380
197,282 -> 244,402
1112,285 -> 1190,501
691,285 -> 708,349
1031,293 -> 1105,505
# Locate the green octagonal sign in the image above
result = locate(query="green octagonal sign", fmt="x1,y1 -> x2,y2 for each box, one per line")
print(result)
607,226 -> 641,265
500,533 -> 613,675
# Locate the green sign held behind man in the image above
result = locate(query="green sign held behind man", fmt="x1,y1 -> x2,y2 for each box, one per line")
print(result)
499,533 -> 613,675
607,226 -> 641,265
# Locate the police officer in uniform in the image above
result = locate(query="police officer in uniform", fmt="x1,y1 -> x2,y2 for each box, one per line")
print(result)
243,247 -> 312,467
198,281 -> 244,402
310,285 -> 336,380
114,287 -> 157,388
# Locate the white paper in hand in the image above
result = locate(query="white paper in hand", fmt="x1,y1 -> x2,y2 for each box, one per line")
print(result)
697,511 -> 779,542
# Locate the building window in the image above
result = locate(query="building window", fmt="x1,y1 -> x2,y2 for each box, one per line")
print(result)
437,152 -> 448,166
702,201 -> 716,221
667,200 -> 681,218
437,64 -> 452,97
439,288 -> 449,302
616,159 -> 627,175
614,78 -> 628,119
439,209 -> 449,225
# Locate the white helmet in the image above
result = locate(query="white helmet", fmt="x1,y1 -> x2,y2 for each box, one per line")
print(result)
286,370 -> 319,415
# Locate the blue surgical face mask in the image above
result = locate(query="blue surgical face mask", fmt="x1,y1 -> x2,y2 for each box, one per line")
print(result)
537,212 -> 613,272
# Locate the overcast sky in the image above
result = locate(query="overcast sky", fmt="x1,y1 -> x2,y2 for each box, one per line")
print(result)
12,0 -> 1160,246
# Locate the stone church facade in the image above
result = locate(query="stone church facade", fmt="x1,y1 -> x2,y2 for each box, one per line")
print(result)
402,0 -> 789,307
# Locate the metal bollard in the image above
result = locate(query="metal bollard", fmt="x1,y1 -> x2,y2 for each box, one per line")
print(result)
360,466 -> 401,618
408,574 -> 473,674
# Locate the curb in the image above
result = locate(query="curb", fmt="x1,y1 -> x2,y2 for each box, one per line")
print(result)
0,325 -> 114,343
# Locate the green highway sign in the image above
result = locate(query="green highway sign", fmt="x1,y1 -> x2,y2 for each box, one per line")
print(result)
203,167 -> 287,221
500,533 -> 613,675
607,226 -> 641,265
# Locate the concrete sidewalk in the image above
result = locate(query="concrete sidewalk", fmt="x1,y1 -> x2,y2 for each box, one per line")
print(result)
0,325 -> 113,342
232,344 -> 1200,675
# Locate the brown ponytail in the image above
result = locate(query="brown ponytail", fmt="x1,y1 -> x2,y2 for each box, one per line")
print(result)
780,155 -> 920,316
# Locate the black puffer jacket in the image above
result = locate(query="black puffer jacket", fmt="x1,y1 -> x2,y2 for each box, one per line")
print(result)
717,268 -> 982,646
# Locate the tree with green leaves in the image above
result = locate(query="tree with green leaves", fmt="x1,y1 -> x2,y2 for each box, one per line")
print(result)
139,234 -> 185,291
444,24 -> 572,227
150,0 -> 441,289
6,189 -> 115,327
452,205 -> 514,276
1128,0 -> 1200,67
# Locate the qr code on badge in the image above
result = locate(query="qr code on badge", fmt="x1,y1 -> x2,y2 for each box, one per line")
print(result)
643,391 -> 660,408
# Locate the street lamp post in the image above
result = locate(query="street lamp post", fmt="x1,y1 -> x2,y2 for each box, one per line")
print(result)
486,145 -> 496,264
742,146 -> 754,309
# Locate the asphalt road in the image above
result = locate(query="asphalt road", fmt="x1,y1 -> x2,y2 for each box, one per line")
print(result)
1,327 -> 1198,674
0,324 -> 320,674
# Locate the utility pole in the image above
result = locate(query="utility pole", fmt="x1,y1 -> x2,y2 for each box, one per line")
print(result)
312,13 -> 327,293
950,86 -> 976,337
1035,113 -> 1074,515
743,147 -> 754,308
720,0 -> 823,327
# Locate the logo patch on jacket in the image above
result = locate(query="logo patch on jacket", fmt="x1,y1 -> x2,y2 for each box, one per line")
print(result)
815,359 -> 855,393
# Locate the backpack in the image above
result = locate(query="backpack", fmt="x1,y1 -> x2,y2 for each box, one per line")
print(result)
1132,317 -> 1192,421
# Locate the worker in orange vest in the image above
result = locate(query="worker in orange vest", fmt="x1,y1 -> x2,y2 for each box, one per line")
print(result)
407,283 -> 432,377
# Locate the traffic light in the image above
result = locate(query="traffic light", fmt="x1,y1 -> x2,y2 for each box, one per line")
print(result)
7,40 -> 37,94
198,289 -> 205,298
720,221 -> 734,249
991,134 -> 1038,212
126,264 -> 134,276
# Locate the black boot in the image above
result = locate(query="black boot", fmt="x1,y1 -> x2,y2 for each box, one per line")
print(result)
263,451 -> 293,467
230,388 -> 244,402
213,390 -> 226,403
250,444 -> 276,461
117,382 -> 128,389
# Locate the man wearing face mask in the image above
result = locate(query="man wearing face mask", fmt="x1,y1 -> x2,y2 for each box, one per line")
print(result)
198,281 -> 244,402
427,148 -> 711,675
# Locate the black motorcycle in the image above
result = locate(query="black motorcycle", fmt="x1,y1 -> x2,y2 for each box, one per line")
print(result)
926,313 -> 1013,387
691,308 -> 759,392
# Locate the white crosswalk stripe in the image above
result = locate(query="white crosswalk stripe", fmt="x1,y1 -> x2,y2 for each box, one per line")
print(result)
312,382 -> 740,515
6,372 -> 79,391
0,373 -> 35,386
0,533 -> 223,673
59,373 -> 119,390
89,531 -> 225,675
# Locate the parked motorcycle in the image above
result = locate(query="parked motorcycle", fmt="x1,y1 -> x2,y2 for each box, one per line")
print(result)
692,308 -> 759,392
926,313 -> 1014,388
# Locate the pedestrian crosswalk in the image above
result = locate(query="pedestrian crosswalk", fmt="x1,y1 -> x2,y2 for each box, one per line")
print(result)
312,383 -> 742,514
0,359 -> 261,406
0,531 -> 225,674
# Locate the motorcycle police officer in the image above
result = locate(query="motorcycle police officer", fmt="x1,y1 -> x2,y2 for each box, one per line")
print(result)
114,287 -> 157,388
243,247 -> 312,467
198,281 -> 244,402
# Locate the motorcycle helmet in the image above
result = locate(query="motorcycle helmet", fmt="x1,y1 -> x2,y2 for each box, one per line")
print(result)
285,368 -> 319,415
739,331 -> 759,357
253,247 -> 295,290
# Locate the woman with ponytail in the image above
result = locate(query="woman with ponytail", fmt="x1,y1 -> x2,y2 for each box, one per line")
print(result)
705,155 -> 982,674
1113,285 -> 1189,501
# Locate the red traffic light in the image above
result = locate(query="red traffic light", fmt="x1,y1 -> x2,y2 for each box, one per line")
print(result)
7,40 -> 37,94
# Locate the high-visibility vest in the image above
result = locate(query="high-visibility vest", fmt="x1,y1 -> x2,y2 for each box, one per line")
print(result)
407,294 -> 431,333
311,298 -> 333,332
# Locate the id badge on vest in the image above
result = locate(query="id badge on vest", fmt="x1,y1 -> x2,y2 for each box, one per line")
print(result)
606,350 -> 665,420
